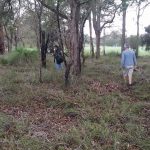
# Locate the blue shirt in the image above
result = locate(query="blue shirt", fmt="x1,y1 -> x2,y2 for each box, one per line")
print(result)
121,49 -> 137,68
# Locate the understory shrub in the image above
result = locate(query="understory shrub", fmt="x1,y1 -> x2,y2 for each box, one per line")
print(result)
0,47 -> 38,65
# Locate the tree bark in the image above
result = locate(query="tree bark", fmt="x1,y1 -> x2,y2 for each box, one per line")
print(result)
41,31 -> 49,68
92,1 -> 101,59
103,28 -> 106,56
121,4 -> 127,52
79,8 -> 90,67
0,23 -> 5,54
4,25 -> 13,52
89,13 -> 94,58
95,32 -> 101,59
56,0 -> 67,66
136,3 -> 140,57
69,0 -> 81,75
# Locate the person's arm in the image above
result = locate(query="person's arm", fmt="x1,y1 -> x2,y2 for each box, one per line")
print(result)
121,52 -> 125,68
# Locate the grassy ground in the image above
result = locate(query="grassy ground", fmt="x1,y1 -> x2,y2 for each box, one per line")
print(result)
0,55 -> 150,150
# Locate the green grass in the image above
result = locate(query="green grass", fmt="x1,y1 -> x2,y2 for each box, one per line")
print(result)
0,47 -> 38,65
0,54 -> 149,149
84,44 -> 150,56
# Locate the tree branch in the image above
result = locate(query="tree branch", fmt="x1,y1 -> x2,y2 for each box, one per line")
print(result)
36,0 -> 68,20
100,9 -> 117,31
79,0 -> 90,6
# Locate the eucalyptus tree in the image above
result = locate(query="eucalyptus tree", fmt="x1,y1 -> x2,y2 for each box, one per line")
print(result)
37,0 -> 91,84
120,0 -> 136,52
0,0 -> 14,54
141,25 -> 150,50
134,0 -> 150,56
89,12 -> 95,58
121,0 -> 127,52
92,0 -> 119,59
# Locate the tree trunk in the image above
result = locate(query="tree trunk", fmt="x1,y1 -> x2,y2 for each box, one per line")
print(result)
69,0 -> 81,75
41,31 -> 46,68
4,25 -> 13,52
14,33 -> 18,49
9,32 -> 13,52
121,7 -> 126,52
103,28 -> 106,56
79,26 -> 84,68
89,13 -> 94,58
0,23 -> 5,54
136,3 -> 140,57
56,0 -> 67,66
92,1 -> 101,59
95,32 -> 100,59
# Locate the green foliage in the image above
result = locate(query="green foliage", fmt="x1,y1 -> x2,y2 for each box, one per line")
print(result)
141,25 -> 150,50
0,113 -> 12,134
63,127 -> 81,147
0,47 -> 38,65
127,35 -> 138,49
103,31 -> 122,47
106,51 -> 120,56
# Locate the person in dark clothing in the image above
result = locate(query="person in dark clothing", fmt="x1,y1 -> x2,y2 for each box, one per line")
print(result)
53,45 -> 64,70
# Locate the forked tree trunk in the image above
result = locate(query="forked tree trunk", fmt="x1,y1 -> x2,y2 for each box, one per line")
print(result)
79,9 -> 90,67
0,23 -> 5,54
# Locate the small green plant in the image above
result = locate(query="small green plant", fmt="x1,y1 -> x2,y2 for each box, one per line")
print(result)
63,127 -> 81,148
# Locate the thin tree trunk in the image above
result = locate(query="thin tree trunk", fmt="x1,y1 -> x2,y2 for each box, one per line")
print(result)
89,13 -> 94,58
103,28 -> 106,56
136,3 -> 140,57
0,23 -> 5,54
41,31 -> 47,68
92,2 -> 101,59
4,25 -> 13,52
56,0 -> 67,66
14,35 -> 18,49
121,8 -> 126,52
34,0 -> 43,82
4,25 -> 10,52
79,26 -> 84,68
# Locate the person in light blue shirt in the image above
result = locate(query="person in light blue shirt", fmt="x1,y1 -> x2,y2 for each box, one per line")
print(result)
121,44 -> 137,85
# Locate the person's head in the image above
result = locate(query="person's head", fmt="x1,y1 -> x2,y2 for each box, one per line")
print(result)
124,44 -> 130,50
54,45 -> 58,51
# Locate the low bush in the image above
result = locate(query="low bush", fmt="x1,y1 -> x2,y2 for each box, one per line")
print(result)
0,47 -> 38,65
